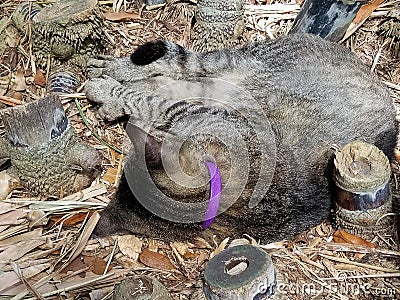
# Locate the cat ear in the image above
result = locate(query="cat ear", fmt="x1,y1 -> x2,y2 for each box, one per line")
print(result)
126,122 -> 171,167
130,40 -> 169,65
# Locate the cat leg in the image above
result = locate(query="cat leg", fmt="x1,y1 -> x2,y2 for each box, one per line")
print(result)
85,75 -> 144,121
87,56 -> 155,83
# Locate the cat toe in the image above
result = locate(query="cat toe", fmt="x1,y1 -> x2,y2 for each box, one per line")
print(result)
85,78 -> 105,104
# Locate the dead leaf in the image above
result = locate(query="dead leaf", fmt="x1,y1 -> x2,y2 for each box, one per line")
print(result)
49,211 -> 93,226
104,11 -> 139,21
0,74 -> 10,96
102,167 -> 118,185
118,235 -> 142,260
13,69 -> 26,92
183,250 -> 197,259
0,209 -> 25,226
353,0 -> 385,24
139,248 -> 175,270
82,255 -> 112,275
170,241 -> 188,256
26,210 -> 48,228
0,170 -> 19,200
333,230 -> 376,248
0,263 -> 51,294
211,237 -> 230,258
34,70 -> 46,86
0,228 -> 42,248
0,239 -> 46,268
62,256 -> 87,278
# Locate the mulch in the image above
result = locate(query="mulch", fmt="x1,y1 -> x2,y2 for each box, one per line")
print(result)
0,0 -> 399,299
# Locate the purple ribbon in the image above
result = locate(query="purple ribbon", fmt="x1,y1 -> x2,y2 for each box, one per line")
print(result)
201,161 -> 222,229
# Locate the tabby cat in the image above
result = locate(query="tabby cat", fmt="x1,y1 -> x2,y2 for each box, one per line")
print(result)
85,33 -> 398,243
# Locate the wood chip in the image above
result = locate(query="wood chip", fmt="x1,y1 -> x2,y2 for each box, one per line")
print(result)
118,235 -> 142,260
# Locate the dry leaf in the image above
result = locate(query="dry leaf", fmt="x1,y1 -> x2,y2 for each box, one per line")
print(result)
147,239 -> 160,252
49,211 -> 93,226
0,209 -> 25,226
183,250 -> 197,259
62,256 -> 87,278
333,230 -> 376,248
12,69 -> 26,92
211,237 -> 230,258
0,239 -> 46,268
353,0 -> 385,24
33,70 -> 46,86
170,241 -> 188,256
104,11 -> 139,21
0,263 -> 51,294
118,235 -> 143,259
0,170 -> 18,200
102,167 -> 118,185
82,255 -> 112,275
139,248 -> 175,270
0,228 -> 42,248
0,74 -> 10,96
27,210 -> 48,228
193,237 -> 212,249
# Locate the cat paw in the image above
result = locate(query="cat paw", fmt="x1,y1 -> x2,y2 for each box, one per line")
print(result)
85,76 -> 127,122
87,56 -> 136,82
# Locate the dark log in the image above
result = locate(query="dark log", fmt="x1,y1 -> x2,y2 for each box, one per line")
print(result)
0,95 -> 102,197
290,0 -> 365,42
203,245 -> 276,299
112,276 -> 172,300
334,141 -> 398,246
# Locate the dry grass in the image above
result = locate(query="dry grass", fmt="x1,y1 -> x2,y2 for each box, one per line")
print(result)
0,0 -> 399,299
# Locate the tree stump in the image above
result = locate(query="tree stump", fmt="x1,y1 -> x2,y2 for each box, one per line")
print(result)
112,276 -> 172,300
203,245 -> 276,299
334,141 -> 398,247
0,95 -> 101,197
191,0 -> 246,52
31,0 -> 104,71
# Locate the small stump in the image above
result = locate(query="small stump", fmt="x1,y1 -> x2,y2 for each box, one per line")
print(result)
191,0 -> 245,51
334,141 -> 397,246
112,276 -> 171,300
203,244 -> 276,299
0,95 -> 101,197
32,0 -> 104,70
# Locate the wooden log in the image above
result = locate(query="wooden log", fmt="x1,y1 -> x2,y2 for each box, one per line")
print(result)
0,95 -> 101,197
333,141 -> 398,246
290,0 -> 364,42
203,245 -> 276,299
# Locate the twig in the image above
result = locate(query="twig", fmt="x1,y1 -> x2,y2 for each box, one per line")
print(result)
319,253 -> 399,273
0,95 -> 24,106
74,98 -> 123,154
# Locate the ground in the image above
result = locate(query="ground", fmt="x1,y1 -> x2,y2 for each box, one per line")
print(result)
0,0 -> 399,299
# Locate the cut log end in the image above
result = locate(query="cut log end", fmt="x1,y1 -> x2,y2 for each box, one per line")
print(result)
203,245 -> 276,299
334,141 -> 397,246
112,276 -> 171,300
334,140 -> 391,193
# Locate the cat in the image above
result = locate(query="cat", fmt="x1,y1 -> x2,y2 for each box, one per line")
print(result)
85,33 -> 398,243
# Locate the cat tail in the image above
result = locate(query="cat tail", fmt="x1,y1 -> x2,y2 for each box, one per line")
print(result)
130,40 -> 188,66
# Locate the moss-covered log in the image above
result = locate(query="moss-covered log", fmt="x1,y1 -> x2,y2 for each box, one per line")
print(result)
0,95 -> 102,197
